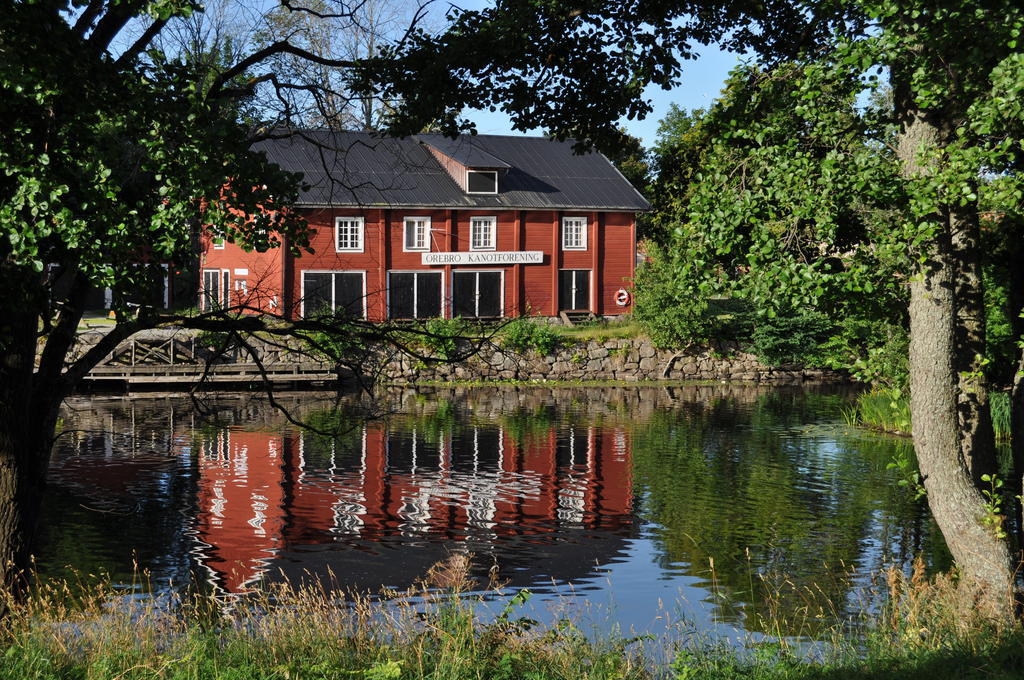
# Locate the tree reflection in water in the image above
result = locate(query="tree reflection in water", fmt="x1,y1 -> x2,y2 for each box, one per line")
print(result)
41,386 -> 944,637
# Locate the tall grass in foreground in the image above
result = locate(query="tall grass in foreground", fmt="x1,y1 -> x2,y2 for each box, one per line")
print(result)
1,558 -> 1023,680
846,389 -> 1012,440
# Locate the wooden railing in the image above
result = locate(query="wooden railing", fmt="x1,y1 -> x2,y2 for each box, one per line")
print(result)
77,332 -> 339,386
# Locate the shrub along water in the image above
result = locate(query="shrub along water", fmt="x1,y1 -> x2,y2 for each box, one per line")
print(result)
2,558 -> 1023,680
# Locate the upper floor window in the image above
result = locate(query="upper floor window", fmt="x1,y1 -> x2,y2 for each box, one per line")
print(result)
561,216 -> 588,250
470,216 -> 496,251
404,216 -> 430,252
212,236 -> 226,250
466,170 -> 498,194
335,216 -> 364,252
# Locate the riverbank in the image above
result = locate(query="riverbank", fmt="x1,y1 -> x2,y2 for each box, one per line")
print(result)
70,324 -> 845,391
3,562 -> 1022,680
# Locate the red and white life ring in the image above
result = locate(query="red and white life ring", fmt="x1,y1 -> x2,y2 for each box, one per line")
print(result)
614,288 -> 631,307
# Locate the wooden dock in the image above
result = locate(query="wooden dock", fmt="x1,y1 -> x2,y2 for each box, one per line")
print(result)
75,331 -> 344,390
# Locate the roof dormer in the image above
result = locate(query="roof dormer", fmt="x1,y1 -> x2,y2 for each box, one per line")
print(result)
417,134 -> 510,195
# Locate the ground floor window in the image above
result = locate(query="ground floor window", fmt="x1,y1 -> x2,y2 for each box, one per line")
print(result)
558,269 -> 591,311
452,270 -> 503,318
201,269 -> 230,311
302,271 -> 366,318
388,271 -> 442,319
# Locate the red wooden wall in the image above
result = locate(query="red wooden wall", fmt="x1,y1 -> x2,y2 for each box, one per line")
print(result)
202,207 -> 637,321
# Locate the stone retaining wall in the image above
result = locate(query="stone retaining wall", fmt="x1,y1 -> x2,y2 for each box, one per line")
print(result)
379,338 -> 843,384
69,328 -> 844,387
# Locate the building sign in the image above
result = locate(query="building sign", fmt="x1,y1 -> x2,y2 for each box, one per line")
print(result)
421,251 -> 544,265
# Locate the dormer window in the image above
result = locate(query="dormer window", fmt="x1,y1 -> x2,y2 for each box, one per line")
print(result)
467,170 -> 498,194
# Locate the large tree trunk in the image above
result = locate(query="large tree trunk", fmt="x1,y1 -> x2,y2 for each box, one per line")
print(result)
1007,222 -> 1024,488
909,236 -> 1015,610
0,300 -> 53,598
1013,349 -> 1024,550
949,204 -> 997,482
900,110 -> 1016,612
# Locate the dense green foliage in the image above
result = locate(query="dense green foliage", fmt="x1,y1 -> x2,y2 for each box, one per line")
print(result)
631,59 -> 913,379
498,318 -> 561,355
0,1 -> 312,303
749,310 -> 834,366
631,243 -> 711,348
636,40 -> 1023,388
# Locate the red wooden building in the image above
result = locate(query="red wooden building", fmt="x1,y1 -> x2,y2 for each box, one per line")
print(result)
200,132 -> 649,321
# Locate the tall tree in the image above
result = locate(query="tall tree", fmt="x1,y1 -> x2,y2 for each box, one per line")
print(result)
617,5 -> 1024,607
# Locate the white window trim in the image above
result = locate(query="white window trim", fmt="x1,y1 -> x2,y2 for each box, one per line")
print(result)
212,236 -> 226,250
335,216 -> 365,253
561,216 -> 588,251
469,216 -> 497,251
387,270 -> 445,319
403,216 -> 431,252
200,268 -> 231,311
300,270 -> 368,319
466,170 -> 498,195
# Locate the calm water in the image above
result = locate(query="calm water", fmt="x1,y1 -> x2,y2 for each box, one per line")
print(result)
40,385 -> 948,639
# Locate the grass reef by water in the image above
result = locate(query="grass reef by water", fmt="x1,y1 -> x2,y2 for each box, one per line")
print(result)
845,389 -> 1012,441
2,558 -> 1023,680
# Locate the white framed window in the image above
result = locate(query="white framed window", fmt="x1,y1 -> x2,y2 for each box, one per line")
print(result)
403,216 -> 430,252
212,236 -> 226,250
469,216 -> 496,251
301,270 -> 367,319
201,269 -> 230,311
335,216 -> 365,252
561,216 -> 588,251
388,271 -> 443,319
466,170 -> 498,194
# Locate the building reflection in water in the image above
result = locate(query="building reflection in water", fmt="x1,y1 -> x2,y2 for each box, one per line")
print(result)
191,421 -> 633,594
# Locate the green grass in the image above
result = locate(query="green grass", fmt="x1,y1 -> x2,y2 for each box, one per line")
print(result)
553,319 -> 645,342
76,313 -> 117,329
3,560 -> 1023,680
843,389 -> 912,436
846,389 -> 1012,440
990,391 -> 1011,441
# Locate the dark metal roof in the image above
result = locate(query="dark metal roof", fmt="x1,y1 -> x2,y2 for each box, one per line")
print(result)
417,134 -> 511,169
254,130 -> 650,211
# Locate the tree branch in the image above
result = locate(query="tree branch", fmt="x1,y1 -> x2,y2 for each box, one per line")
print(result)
208,40 -> 357,98
58,319 -> 145,392
86,1 -> 147,54
72,0 -> 106,38
114,17 -> 170,67
35,268 -> 90,390
279,0 -> 361,21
